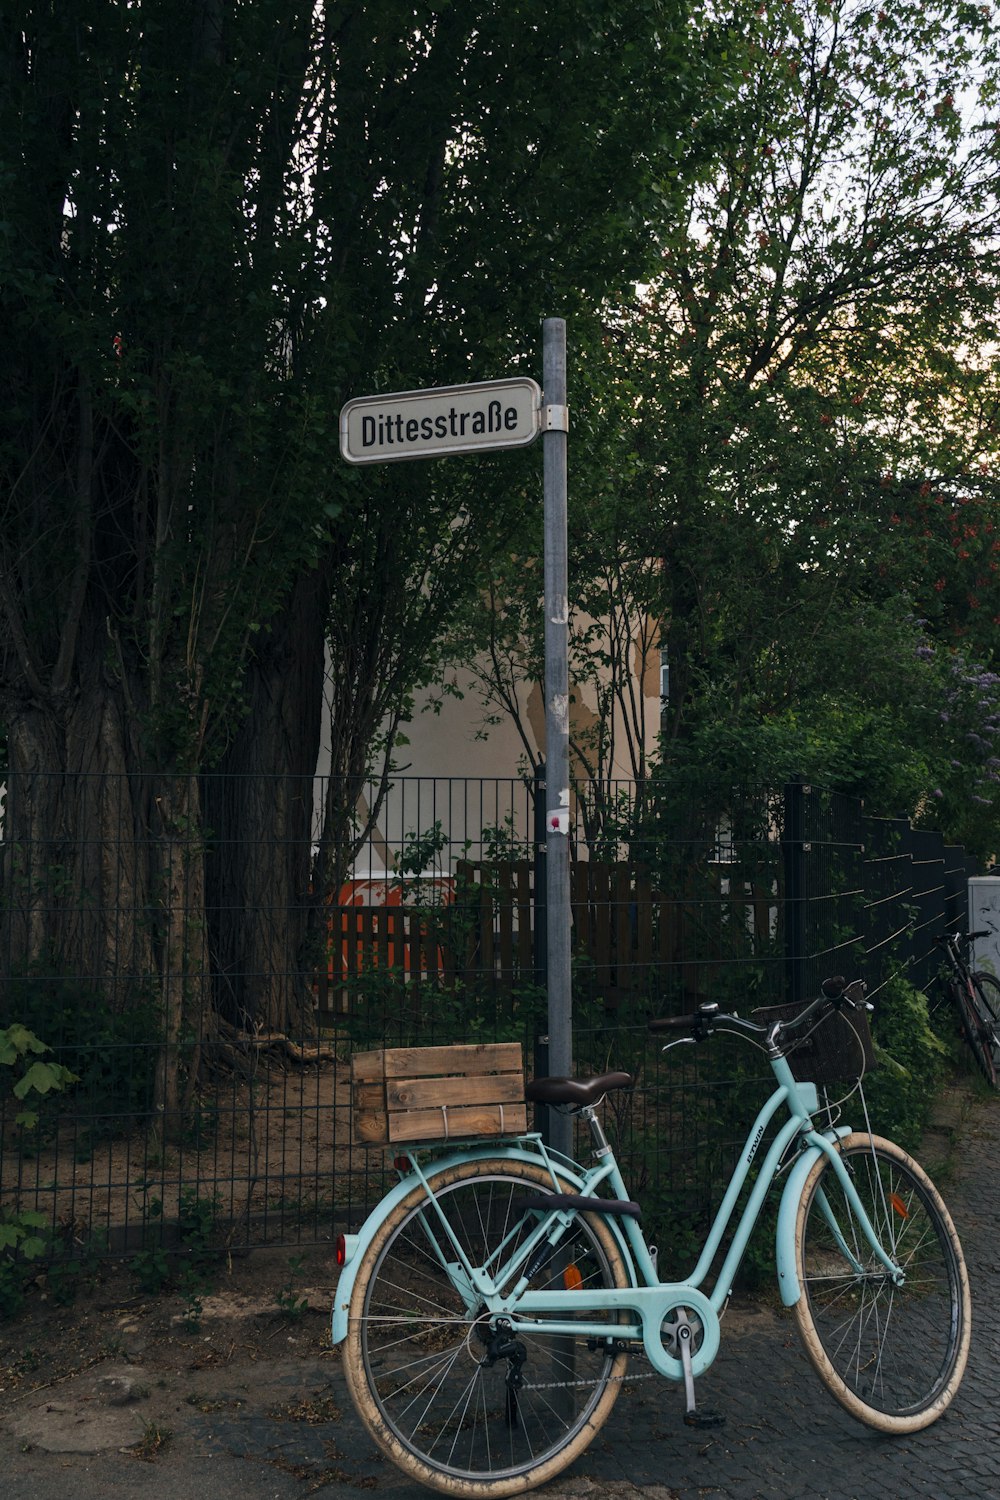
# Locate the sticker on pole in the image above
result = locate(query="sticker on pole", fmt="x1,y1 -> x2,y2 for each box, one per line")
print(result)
339,378 -> 542,464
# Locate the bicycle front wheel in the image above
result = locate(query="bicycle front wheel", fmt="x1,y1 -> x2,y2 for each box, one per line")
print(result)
966,972 -> 1000,1088
792,1133 -> 970,1432
342,1157 -> 631,1497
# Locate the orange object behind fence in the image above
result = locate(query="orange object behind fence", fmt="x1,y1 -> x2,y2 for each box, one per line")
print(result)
329,878 -> 455,989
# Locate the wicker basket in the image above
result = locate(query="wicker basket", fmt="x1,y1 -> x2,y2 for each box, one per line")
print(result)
750,1002 -> 877,1087
351,1042 -> 527,1145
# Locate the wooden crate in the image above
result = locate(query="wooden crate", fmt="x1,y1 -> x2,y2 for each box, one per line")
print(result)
351,1042 -> 527,1144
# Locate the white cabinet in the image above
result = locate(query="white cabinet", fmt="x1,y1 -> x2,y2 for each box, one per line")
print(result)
969,876 -> 1000,978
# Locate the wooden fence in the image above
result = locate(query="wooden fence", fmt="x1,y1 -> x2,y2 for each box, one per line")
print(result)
316,859 -> 779,1016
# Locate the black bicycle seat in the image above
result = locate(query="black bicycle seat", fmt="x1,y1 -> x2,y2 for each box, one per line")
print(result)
525,1071 -> 632,1107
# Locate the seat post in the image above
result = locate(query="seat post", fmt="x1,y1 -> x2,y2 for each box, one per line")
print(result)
581,1103 -> 612,1158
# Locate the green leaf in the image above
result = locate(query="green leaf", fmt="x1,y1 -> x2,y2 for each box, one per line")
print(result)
12,1061 -> 74,1099
0,1025 -> 49,1064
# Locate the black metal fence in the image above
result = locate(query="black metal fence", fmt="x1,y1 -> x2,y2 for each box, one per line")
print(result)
0,772 -> 979,1264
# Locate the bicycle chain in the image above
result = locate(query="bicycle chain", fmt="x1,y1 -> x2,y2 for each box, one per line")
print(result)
519,1345 -> 658,1392
515,1306 -> 716,1393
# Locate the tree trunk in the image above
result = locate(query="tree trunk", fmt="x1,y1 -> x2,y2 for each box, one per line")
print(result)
1,689 -> 155,1013
152,773 -> 211,1132
203,563 -> 329,1037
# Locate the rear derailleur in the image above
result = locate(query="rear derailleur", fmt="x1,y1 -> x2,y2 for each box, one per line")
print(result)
476,1317 -> 527,1426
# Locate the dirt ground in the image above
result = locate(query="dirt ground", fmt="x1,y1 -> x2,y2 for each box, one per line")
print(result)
0,1243 -> 361,1483
1,1054 -> 382,1495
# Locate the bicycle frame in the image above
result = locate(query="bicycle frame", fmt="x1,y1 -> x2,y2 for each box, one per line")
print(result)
936,928 -> 1000,1086
332,1053 -> 901,1385
939,934 -> 975,999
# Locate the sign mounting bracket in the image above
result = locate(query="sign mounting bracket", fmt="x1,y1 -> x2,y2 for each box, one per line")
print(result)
541,403 -> 570,433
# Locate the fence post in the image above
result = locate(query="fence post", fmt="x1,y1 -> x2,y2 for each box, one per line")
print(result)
532,760 -> 550,1138
783,777 -> 808,1006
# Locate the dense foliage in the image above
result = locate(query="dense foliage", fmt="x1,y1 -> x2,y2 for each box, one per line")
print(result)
471,0 -> 1000,859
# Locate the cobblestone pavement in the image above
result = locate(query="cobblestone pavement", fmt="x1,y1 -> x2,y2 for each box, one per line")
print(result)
2,1091 -> 998,1500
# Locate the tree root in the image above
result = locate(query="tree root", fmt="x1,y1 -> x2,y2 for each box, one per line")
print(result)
216,1018 -> 337,1067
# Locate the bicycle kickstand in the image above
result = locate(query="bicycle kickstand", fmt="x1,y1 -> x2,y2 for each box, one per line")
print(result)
674,1310 -> 726,1431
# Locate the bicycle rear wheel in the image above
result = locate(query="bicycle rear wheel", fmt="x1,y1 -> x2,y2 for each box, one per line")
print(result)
342,1157 -> 631,1496
792,1133 -> 970,1432
966,972 -> 1000,1088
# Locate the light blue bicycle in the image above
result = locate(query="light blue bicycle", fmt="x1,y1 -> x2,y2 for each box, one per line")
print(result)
333,979 -> 971,1497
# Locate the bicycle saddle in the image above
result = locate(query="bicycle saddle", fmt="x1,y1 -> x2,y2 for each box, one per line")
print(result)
525,1070 -> 633,1107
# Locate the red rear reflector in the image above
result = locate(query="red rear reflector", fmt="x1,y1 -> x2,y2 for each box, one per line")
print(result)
393,1156 -> 411,1173
890,1193 -> 909,1220
336,1233 -> 347,1266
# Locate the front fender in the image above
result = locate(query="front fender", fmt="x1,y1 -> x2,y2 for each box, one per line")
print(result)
775,1127 -> 852,1306
331,1141 -> 635,1344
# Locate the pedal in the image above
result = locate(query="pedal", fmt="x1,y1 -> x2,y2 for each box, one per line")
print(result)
674,1308 -> 725,1430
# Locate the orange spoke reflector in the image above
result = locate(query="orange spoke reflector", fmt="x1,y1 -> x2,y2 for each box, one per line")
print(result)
563,1263 -> 583,1291
890,1192 -> 910,1219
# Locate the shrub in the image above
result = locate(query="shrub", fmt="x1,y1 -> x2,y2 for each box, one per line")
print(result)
865,975 -> 948,1150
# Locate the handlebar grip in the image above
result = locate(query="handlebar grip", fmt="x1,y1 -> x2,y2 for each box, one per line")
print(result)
648,1014 -> 700,1034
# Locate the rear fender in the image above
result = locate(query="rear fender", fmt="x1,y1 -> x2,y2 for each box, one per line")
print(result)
331,1142 -> 636,1344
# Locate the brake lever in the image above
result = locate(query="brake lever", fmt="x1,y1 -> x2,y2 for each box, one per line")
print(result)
660,1037 -> 697,1055
841,979 -> 870,1011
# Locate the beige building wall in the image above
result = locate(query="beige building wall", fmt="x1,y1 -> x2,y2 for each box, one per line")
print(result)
317,622 -> 661,877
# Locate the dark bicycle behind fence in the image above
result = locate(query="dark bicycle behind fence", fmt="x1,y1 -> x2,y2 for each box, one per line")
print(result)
935,929 -> 1000,1088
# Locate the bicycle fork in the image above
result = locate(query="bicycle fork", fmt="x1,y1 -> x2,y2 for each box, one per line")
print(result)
776,1132 -> 905,1306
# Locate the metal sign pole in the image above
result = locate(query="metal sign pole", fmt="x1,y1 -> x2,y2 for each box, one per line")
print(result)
542,318 -> 572,1160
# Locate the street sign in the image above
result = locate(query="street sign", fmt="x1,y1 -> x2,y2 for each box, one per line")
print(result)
339,377 -> 542,465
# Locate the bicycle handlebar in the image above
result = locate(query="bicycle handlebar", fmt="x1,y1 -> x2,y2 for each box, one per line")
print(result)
647,1007 -> 769,1042
935,929 -> 990,946
647,976 -> 867,1054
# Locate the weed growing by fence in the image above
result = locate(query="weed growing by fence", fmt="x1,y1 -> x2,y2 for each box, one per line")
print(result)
0,1022 -> 78,1317
4,973 -> 160,1145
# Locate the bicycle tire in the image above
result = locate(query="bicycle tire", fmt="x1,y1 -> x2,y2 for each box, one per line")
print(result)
968,972 -> 1000,1089
792,1132 -> 970,1432
342,1156 -> 631,1497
